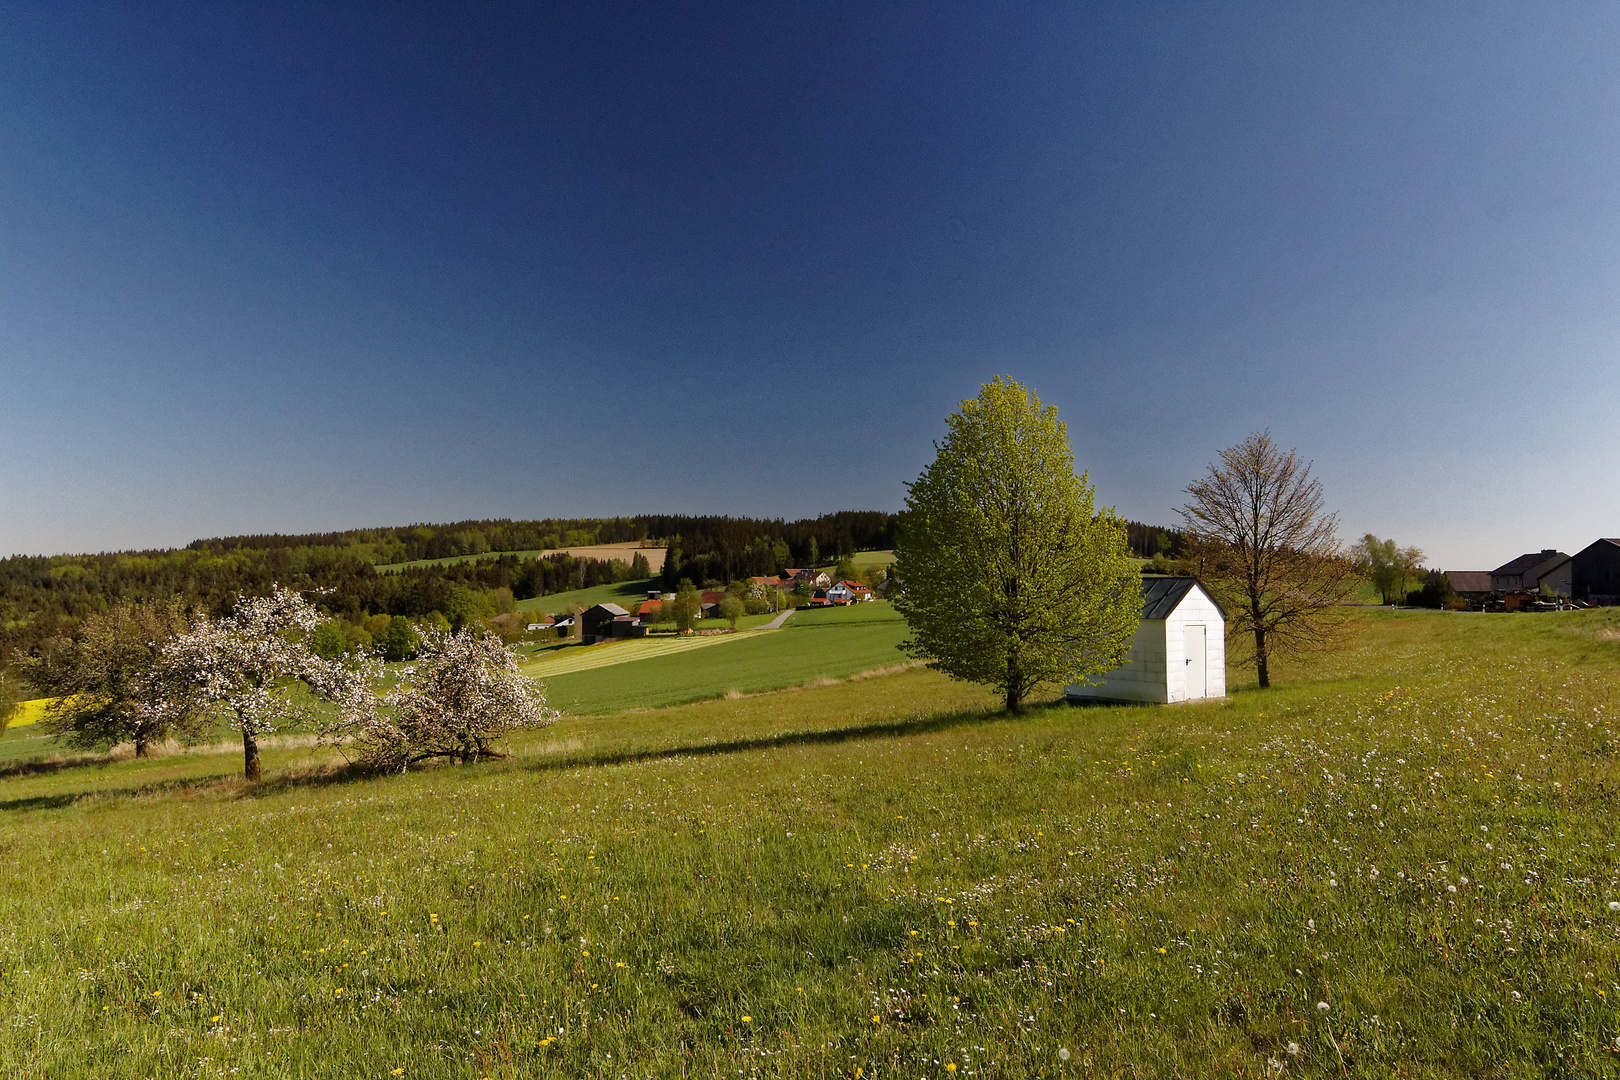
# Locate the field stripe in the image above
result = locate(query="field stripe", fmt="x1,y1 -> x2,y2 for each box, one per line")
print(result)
521,629 -> 780,677
6,698 -> 55,729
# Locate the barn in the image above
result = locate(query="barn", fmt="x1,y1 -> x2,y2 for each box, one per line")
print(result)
1067,576 -> 1226,704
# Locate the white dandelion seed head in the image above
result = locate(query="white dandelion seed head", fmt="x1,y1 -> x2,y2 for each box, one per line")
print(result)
1287,1042 -> 1301,1055
1317,1001 -> 1330,1012
1608,901 -> 1620,912
1058,1048 -> 1070,1061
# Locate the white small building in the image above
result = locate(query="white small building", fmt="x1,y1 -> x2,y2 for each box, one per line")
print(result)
1067,576 -> 1226,704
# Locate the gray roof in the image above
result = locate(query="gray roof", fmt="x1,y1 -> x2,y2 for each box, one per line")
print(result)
1491,550 -> 1566,576
1138,576 -> 1224,621
1446,571 -> 1492,594
585,603 -> 629,617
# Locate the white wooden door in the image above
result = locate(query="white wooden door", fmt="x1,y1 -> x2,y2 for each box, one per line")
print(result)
1183,625 -> 1207,699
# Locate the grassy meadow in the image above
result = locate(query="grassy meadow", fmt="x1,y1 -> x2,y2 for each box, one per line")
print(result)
2,607 -> 1619,1078
537,604 -> 912,715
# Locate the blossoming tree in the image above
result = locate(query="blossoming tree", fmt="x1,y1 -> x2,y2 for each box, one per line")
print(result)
158,587 -> 372,781
325,626 -> 555,772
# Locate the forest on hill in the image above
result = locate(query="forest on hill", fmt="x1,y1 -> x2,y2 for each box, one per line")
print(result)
0,511 -> 1185,664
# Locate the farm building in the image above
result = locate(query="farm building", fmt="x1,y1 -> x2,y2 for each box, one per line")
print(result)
1571,538 -> 1620,605
1445,571 -> 1493,603
1490,550 -> 1568,593
1067,576 -> 1226,705
581,603 -> 630,640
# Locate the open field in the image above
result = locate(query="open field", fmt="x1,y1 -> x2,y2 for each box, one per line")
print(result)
539,603 -> 911,715
377,542 -> 666,574
850,550 -> 896,568
513,578 -> 658,616
4,697 -> 53,729
520,617 -> 793,679
2,607 -> 1619,1077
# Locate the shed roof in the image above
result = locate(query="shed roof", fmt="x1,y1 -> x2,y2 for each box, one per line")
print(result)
1446,571 -> 1492,593
585,603 -> 629,618
1138,576 -> 1225,621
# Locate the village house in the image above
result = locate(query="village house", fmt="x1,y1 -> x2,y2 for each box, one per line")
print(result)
581,603 -> 629,641
1490,550 -> 1569,593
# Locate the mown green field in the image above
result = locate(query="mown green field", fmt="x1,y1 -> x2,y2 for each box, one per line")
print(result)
2,607 -> 1619,1078
539,604 -> 911,715
513,579 -> 656,616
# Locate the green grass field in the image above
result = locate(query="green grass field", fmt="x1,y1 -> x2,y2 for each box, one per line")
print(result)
539,603 -> 911,714
2,606 -> 1619,1077
513,578 -> 658,616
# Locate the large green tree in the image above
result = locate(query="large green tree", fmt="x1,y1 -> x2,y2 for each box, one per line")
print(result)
20,599 -> 202,757
893,377 -> 1141,712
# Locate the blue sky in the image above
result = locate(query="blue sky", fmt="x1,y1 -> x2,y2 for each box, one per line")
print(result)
1,3 -> 1616,569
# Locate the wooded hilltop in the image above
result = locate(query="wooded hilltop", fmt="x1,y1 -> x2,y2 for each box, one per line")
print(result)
0,512 -> 1186,662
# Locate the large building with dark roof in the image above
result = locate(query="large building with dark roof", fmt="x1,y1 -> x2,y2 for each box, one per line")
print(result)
1571,539 -> 1620,605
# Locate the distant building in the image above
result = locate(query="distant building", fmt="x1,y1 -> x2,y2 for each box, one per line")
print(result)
1445,571 -> 1493,603
581,603 -> 630,639
1067,577 -> 1226,705
824,582 -> 855,604
1571,538 -> 1620,605
1490,550 -> 1568,593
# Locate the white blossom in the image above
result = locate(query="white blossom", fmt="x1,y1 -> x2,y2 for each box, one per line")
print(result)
324,626 -> 555,772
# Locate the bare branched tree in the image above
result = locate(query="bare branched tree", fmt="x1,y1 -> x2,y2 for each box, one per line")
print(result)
1179,432 -> 1358,688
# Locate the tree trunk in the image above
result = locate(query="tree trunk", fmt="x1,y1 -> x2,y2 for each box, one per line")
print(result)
243,729 -> 262,782
135,731 -> 148,758
1254,626 -> 1270,689
1005,656 -> 1023,713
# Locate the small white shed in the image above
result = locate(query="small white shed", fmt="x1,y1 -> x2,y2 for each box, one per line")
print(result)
1068,576 -> 1226,704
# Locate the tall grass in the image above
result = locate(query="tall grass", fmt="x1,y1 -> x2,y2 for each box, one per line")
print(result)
1,608 -> 1617,1077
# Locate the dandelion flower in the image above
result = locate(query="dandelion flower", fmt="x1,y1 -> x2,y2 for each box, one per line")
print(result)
1608,901 -> 1620,912
1287,1042 -> 1300,1055
1317,1001 -> 1330,1012
1058,1048 -> 1070,1061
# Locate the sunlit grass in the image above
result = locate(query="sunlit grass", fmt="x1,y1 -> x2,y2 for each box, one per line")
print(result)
1,608 -> 1618,1077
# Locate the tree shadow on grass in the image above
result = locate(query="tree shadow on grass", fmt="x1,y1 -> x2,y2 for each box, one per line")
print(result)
523,698 -> 1072,774
2,697 -> 1087,810
0,750 -> 376,812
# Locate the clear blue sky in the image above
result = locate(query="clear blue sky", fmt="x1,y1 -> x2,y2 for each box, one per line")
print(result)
2,3 -> 1616,569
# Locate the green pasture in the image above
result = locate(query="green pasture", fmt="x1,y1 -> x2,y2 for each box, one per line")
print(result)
513,578 -> 657,616
850,549 -> 895,568
3,607 -> 1620,1077
540,603 -> 910,714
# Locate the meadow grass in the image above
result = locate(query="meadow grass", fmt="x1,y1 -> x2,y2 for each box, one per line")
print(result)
513,579 -> 659,617
1,608 -> 1618,1078
539,604 -> 910,715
